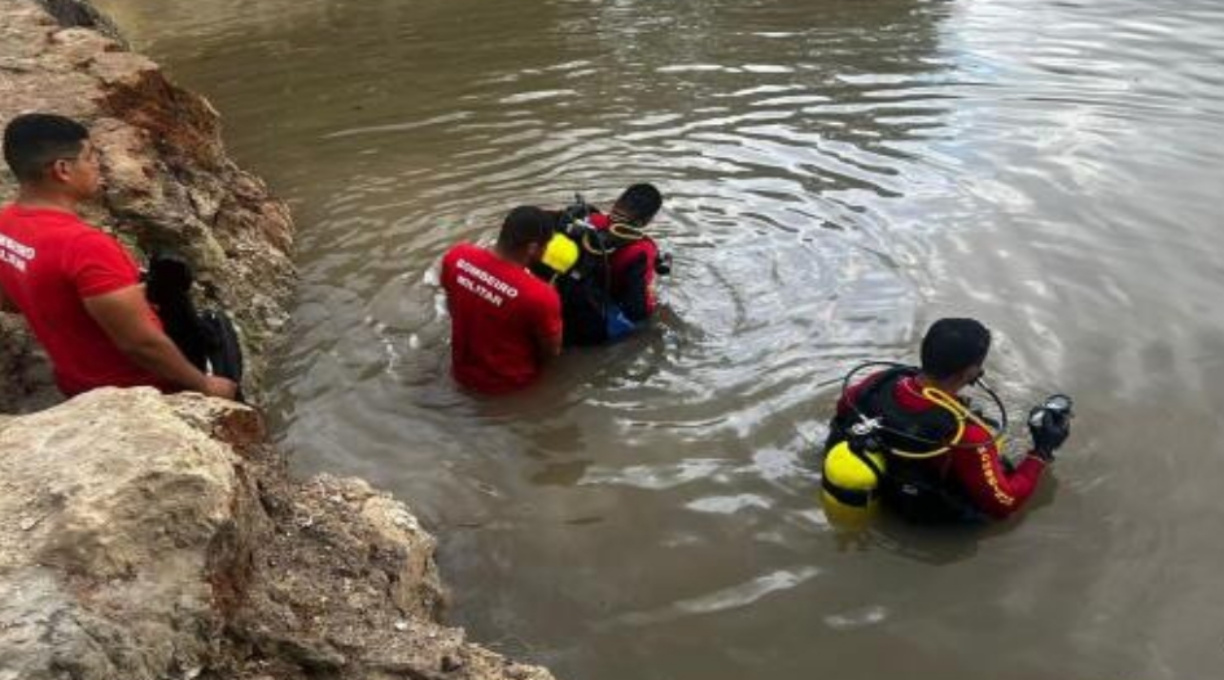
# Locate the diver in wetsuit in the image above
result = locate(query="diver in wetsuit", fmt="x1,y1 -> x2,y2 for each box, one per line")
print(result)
532,184 -> 671,346
823,318 -> 1072,522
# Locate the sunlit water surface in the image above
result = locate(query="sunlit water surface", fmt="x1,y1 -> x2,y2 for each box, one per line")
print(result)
97,0 -> 1224,677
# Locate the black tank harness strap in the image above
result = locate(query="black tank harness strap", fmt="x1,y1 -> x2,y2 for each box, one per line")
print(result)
580,219 -> 645,257
842,365 -> 963,486
821,475 -> 874,508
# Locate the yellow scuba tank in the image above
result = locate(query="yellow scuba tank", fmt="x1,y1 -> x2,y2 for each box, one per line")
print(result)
541,232 -> 580,275
820,440 -> 885,527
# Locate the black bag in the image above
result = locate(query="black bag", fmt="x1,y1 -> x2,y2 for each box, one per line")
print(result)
145,253 -> 209,369
145,252 -> 244,392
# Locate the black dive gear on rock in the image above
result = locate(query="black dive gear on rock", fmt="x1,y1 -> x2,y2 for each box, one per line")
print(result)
145,253 -> 207,367
144,252 -> 244,393
1028,394 -> 1073,460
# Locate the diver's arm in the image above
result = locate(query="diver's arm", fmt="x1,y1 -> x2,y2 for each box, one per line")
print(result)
615,242 -> 658,322
950,424 -> 1045,520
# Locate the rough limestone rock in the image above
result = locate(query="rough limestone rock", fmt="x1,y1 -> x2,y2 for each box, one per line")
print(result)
0,388 -> 260,680
0,390 -> 556,680
34,0 -> 126,44
0,0 -> 295,412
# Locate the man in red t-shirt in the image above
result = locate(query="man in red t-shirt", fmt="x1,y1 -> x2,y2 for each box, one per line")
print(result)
441,206 -> 562,394
0,113 -> 236,399
825,318 -> 1072,521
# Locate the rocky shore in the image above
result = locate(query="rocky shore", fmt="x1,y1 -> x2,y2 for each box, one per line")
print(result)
0,2 -> 556,679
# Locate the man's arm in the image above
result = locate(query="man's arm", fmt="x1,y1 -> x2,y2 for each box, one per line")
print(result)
534,288 -> 563,361
82,285 -> 236,399
950,426 -> 1045,520
613,242 -> 658,323
536,327 -> 562,360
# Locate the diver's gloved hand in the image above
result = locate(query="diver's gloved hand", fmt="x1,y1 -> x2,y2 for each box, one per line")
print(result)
1028,405 -> 1071,461
655,252 -> 673,276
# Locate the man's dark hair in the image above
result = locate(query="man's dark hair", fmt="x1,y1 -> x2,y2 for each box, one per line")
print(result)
613,183 -> 663,226
497,206 -> 554,252
920,318 -> 991,379
3,113 -> 89,182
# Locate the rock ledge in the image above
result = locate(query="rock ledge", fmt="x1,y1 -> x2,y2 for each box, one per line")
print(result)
0,389 -> 555,680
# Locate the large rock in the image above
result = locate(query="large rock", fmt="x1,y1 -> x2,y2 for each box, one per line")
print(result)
0,0 -> 295,412
0,388 -> 260,680
0,389 -> 556,680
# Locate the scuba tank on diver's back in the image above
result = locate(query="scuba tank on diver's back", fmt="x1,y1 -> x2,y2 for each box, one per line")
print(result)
820,419 -> 888,526
540,228 -> 580,277
532,193 -> 596,281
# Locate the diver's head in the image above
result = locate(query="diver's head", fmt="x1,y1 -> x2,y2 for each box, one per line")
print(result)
496,205 -> 555,265
611,183 -> 663,227
3,113 -> 101,204
920,318 -> 992,391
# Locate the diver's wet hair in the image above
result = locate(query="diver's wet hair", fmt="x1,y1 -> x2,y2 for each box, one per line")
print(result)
614,183 -> 663,226
920,318 -> 991,379
3,113 -> 89,183
497,206 -> 554,252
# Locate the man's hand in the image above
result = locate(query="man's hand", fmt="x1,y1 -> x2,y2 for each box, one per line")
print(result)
202,375 -> 239,400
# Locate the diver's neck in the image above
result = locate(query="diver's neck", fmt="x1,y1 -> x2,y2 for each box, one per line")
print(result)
916,373 -> 966,397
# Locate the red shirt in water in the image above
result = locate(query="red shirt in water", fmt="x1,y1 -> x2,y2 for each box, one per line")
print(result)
588,212 -> 659,321
441,243 -> 562,394
0,205 -> 166,396
837,372 -> 1046,519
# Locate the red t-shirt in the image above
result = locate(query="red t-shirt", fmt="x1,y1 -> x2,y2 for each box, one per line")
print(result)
837,372 -> 1046,519
589,213 -> 659,320
440,243 -> 562,394
0,204 -> 166,396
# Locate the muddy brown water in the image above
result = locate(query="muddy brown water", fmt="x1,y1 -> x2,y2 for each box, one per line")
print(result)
94,0 -> 1224,677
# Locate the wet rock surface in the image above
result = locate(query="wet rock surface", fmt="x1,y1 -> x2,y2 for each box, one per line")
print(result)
0,0 -> 294,411
0,389 -> 555,680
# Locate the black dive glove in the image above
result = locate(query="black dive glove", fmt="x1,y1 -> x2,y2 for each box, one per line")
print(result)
655,252 -> 673,276
1028,394 -> 1073,461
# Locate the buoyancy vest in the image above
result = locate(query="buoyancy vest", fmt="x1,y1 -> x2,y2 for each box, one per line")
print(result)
543,212 -> 649,346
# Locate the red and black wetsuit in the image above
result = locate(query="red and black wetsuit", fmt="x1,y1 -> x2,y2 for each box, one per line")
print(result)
587,212 -> 659,322
831,368 -> 1046,520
